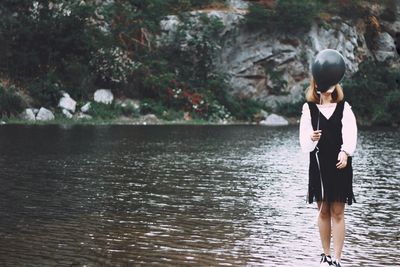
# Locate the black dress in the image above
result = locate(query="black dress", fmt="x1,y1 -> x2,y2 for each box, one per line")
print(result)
307,100 -> 355,205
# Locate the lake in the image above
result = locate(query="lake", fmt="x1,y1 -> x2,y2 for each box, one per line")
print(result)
0,125 -> 398,266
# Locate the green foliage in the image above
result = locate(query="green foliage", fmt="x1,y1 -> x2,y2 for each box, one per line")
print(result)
140,99 -> 166,117
244,0 -> 317,33
161,13 -> 224,87
274,0 -> 317,33
28,72 -> 62,107
244,3 -> 273,31
276,98 -> 306,117
0,84 -> 25,118
343,60 -> 400,126
264,63 -> 289,95
0,1 -> 102,79
88,102 -> 122,120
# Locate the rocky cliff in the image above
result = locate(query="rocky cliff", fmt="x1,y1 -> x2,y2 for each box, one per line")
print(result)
160,0 -> 399,111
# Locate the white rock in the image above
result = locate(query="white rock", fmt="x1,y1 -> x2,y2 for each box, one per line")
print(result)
94,89 -> 114,104
1,121 -> 6,125
21,108 -> 36,121
36,107 -> 55,121
260,114 -> 289,126
141,114 -> 159,124
81,102 -> 91,113
62,109 -> 73,119
32,108 -> 39,115
58,93 -> 76,113
76,112 -> 92,120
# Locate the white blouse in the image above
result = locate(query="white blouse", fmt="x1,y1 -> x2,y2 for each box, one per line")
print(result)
299,101 -> 357,156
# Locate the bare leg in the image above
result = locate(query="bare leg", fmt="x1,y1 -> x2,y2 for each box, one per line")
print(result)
318,201 -> 331,256
331,202 -> 345,261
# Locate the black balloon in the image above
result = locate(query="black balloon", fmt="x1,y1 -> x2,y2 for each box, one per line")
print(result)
311,49 -> 346,92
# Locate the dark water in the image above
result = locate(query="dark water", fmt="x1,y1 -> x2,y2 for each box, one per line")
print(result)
0,125 -> 398,266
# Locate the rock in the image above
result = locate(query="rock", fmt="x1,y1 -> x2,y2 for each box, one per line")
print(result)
228,0 -> 248,9
374,32 -> 397,62
32,108 -> 39,115
21,108 -> 36,121
141,114 -> 159,124
94,89 -> 114,104
62,109 -> 73,119
0,121 -> 6,125
36,107 -> 55,121
58,92 -> 76,113
81,102 -> 91,113
76,112 -> 93,120
260,114 -> 289,126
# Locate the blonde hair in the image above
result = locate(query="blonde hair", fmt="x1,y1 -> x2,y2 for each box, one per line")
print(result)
305,79 -> 344,103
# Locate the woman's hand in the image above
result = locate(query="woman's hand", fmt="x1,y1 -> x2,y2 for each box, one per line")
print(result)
336,151 -> 348,169
310,130 -> 322,141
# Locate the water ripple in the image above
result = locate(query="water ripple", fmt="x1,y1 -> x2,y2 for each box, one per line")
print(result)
0,125 -> 398,266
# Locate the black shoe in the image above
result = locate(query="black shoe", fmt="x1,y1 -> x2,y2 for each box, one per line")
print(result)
320,253 -> 333,266
332,260 -> 342,267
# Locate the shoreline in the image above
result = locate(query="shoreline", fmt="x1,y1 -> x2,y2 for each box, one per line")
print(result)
0,116 -> 299,126
1,117 -> 397,128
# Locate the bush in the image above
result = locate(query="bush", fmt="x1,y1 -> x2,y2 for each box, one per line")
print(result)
343,60 -> 400,126
28,72 -> 62,107
274,0 -> 317,33
244,0 -> 317,34
88,102 -> 122,120
0,84 -> 25,118
140,99 -> 166,116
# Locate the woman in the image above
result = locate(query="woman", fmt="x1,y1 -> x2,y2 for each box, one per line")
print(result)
299,79 -> 357,267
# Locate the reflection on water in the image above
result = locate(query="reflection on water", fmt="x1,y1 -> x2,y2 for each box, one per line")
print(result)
0,125 -> 398,266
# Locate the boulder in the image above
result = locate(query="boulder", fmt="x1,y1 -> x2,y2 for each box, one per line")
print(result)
21,108 -> 36,121
260,114 -> 289,126
81,102 -> 91,113
94,89 -> 114,104
62,109 -> 73,119
36,107 -> 55,121
374,32 -> 397,62
58,93 -> 76,113
141,114 -> 159,124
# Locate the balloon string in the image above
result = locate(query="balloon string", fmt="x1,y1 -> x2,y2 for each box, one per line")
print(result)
316,91 -> 324,220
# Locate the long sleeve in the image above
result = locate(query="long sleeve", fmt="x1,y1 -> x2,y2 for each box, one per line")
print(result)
299,103 -> 318,153
341,101 -> 357,156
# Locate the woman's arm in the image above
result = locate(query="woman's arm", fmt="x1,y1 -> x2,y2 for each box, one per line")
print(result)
299,103 -> 318,153
341,101 -> 358,156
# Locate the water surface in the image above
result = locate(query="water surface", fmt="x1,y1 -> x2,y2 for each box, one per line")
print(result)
0,125 -> 398,266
